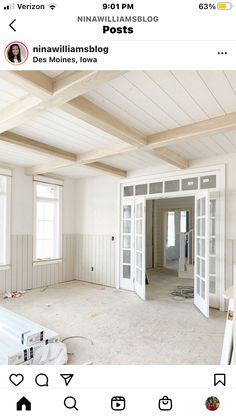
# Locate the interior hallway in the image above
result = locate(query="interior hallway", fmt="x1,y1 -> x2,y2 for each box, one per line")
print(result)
0,276 -> 226,365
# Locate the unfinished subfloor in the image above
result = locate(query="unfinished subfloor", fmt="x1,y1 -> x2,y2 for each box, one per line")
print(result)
0,269 -> 226,365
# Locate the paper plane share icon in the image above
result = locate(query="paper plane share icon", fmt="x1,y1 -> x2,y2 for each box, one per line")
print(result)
60,374 -> 74,386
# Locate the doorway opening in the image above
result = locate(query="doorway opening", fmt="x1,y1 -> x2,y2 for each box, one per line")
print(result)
146,197 -> 195,304
120,189 -> 221,318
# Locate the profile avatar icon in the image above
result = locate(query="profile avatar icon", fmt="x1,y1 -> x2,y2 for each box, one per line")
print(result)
5,41 -> 29,65
205,396 -> 220,411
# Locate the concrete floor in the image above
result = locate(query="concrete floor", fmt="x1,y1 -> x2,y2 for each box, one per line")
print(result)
0,269 -> 226,365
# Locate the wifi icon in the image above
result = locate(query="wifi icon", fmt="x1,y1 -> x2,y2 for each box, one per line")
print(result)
48,3 -> 57,9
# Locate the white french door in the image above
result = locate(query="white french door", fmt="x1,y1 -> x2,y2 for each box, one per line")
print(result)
134,197 -> 146,300
120,200 -> 134,290
194,190 -> 210,317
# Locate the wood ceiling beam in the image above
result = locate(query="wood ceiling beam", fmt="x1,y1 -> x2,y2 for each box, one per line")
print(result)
0,95 -> 42,133
77,143 -> 135,164
25,159 -> 126,177
0,70 -> 190,172
0,131 -> 77,162
0,71 -> 53,100
24,160 -> 75,176
52,71 -> 126,103
147,112 -> 236,147
149,147 -> 189,169
62,97 -> 147,147
86,162 -> 127,177
0,71 -> 127,134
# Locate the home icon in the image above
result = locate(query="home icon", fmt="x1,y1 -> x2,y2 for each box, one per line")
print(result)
16,397 -> 31,411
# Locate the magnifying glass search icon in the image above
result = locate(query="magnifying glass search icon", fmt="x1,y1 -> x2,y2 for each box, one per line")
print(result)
64,396 -> 78,411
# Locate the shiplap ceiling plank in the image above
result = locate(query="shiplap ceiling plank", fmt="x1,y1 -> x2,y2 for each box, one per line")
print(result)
86,82 -> 166,132
224,71 -> 236,96
12,108 -> 125,153
198,71 -> 236,114
223,131 -> 236,148
149,147 -> 188,169
168,141 -> 206,160
0,71 -> 53,99
212,133 -> 236,154
144,71 -> 208,121
0,95 -> 42,133
85,89 -> 154,135
172,71 -> 225,118
62,96 -> 147,147
101,150 -> 164,171
1,70 -> 236,177
0,142 -> 54,167
197,136 -> 225,155
125,71 -> 193,126
108,76 -> 179,130
0,71 -> 126,134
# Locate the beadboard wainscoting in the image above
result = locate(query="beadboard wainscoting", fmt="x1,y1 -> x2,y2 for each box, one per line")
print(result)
0,234 -> 75,294
74,234 -> 116,288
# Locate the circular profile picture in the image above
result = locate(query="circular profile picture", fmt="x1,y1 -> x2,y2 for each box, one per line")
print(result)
205,396 -> 220,411
5,41 -> 29,65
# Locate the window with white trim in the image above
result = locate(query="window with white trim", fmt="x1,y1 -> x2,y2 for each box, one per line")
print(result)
0,174 -> 11,266
34,181 -> 62,262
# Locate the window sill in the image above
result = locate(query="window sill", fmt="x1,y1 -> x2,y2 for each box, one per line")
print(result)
33,259 -> 62,267
0,265 -> 11,271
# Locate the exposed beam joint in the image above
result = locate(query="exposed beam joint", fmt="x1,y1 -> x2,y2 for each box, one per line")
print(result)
53,71 -> 126,102
0,71 -> 128,133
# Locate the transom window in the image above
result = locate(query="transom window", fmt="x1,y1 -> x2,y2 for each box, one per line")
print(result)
0,174 -> 11,266
34,181 -> 62,261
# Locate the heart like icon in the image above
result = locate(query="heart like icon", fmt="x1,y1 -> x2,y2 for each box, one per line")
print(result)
9,374 -> 24,386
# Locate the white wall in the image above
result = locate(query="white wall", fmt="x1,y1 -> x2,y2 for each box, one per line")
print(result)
2,151 -> 236,293
0,166 -> 77,294
74,176 -> 118,287
11,167 -> 76,235
75,176 -> 118,235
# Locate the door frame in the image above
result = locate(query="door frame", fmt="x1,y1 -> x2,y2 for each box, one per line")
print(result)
118,164 -> 225,311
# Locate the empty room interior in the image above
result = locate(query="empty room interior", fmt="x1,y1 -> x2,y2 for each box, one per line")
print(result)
0,70 -> 235,365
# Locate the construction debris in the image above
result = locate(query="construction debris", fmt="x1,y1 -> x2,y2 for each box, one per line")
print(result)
171,286 -> 194,300
3,291 -> 26,299
0,307 -> 60,365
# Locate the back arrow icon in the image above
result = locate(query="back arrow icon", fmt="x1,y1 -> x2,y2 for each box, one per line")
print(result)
9,19 -> 16,31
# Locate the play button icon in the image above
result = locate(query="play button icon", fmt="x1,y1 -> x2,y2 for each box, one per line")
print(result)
111,396 -> 126,411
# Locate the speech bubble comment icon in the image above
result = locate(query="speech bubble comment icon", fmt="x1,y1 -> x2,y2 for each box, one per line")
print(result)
35,373 -> 49,387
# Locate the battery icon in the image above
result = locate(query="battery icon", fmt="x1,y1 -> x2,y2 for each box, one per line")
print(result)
217,2 -> 233,9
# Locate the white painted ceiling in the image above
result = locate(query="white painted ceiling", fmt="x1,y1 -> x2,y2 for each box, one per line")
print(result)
0,70 -> 236,177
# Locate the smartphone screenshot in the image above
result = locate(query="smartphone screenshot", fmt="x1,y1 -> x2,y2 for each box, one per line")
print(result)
0,0 -> 235,417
